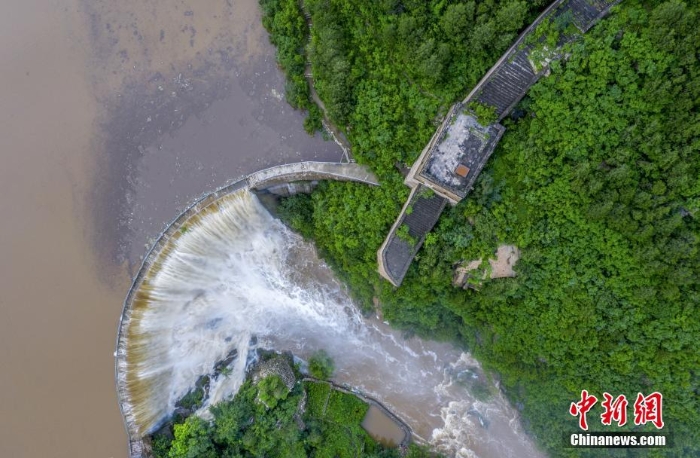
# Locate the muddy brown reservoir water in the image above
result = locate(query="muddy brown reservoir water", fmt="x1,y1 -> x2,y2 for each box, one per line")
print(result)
362,405 -> 407,448
0,0 -> 339,456
0,1 -> 125,456
83,0 -> 342,271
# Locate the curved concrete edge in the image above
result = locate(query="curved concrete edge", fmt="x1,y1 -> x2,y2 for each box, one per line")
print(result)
114,161 -> 378,458
247,161 -> 378,189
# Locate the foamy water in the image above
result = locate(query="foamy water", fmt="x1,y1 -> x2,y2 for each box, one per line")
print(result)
118,189 -> 544,458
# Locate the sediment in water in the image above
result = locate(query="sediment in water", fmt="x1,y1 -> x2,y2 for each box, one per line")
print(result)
116,185 -> 543,458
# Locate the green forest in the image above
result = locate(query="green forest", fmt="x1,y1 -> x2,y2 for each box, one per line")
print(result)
261,0 -> 700,456
152,374 -> 431,458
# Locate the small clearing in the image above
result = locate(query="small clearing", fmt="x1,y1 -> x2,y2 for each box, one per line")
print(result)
453,245 -> 520,288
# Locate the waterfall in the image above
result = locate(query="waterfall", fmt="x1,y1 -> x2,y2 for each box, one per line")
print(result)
118,189 -> 543,458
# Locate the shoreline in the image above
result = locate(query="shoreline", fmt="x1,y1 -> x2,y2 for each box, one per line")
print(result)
302,376 -> 415,449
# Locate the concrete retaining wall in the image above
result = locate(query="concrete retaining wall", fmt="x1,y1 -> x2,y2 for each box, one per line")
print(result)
302,377 -> 416,449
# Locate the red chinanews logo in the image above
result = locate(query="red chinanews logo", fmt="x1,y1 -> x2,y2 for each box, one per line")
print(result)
601,392 -> 628,427
569,391 -> 664,430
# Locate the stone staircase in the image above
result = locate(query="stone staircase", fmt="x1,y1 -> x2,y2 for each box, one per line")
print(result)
474,49 -> 538,120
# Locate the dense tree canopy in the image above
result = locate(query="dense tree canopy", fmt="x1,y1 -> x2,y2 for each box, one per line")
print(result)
268,0 -> 700,456
152,377 -> 431,458
308,350 -> 336,379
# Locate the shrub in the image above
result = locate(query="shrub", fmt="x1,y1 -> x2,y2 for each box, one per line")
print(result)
308,349 -> 335,379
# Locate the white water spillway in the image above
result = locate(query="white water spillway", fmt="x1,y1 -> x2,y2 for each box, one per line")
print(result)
117,189 -> 543,458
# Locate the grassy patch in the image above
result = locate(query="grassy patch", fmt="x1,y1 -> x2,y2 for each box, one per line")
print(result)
325,389 -> 369,425
304,380 -> 331,418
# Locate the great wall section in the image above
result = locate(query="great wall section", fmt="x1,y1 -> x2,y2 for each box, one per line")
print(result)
378,0 -> 623,287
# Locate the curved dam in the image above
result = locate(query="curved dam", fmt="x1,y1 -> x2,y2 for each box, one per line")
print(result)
116,163 -> 543,458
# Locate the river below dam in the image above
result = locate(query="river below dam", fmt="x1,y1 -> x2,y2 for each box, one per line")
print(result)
121,190 -> 544,458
